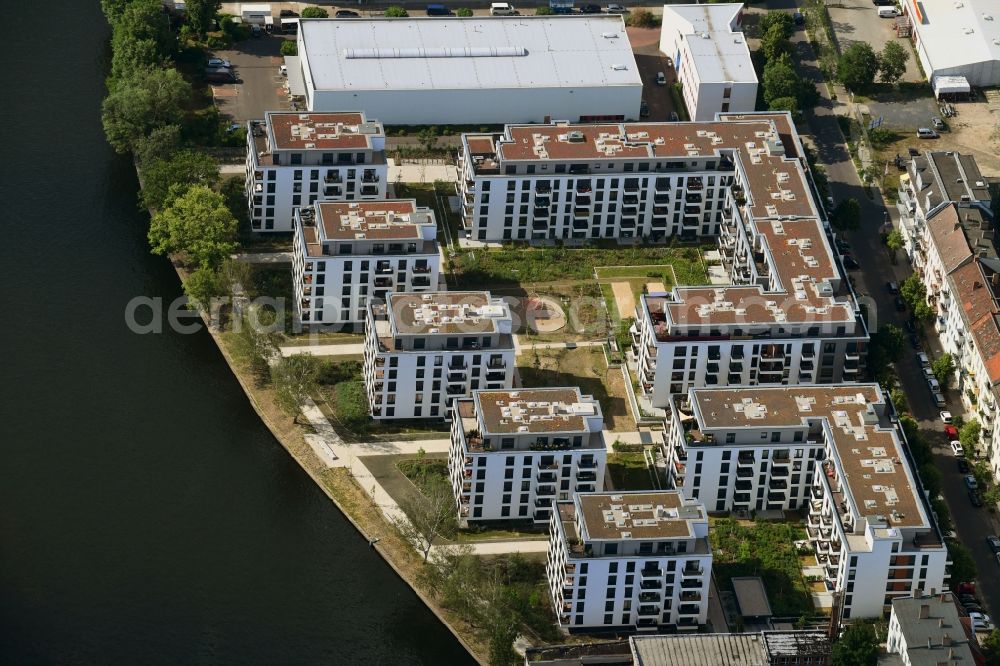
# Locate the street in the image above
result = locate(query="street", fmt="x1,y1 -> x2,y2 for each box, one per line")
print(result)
780,9 -> 1000,614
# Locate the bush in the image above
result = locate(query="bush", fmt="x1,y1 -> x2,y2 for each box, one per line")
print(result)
334,380 -> 369,429
456,7 -> 473,16
280,40 -> 297,56
535,6 -> 553,14
300,6 -> 328,18
626,9 -> 659,28
384,6 -> 409,17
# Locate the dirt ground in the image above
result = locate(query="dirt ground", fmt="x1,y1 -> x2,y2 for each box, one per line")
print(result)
611,281 -> 636,320
940,98 -> 1000,176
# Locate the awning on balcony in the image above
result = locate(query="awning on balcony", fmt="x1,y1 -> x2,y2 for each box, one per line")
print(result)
284,56 -> 306,98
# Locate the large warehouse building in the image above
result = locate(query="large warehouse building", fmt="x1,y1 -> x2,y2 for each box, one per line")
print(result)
903,0 -> 1000,87
293,16 -> 643,124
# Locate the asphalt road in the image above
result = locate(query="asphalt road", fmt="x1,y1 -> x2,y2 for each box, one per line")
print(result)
778,9 -> 1000,617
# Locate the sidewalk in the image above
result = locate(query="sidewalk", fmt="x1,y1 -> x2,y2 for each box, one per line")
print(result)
513,337 -> 605,353
280,342 -> 364,357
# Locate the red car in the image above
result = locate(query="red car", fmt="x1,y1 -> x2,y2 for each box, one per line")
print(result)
945,425 -> 959,439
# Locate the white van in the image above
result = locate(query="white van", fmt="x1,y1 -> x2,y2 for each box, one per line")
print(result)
877,6 -> 898,17
491,2 -> 516,15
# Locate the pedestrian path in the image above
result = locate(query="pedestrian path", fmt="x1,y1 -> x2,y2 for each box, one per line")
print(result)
300,398 -> 344,467
513,337 -> 605,353
233,251 -> 292,264
280,342 -> 365,357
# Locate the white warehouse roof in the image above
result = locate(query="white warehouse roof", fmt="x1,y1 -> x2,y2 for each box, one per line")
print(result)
298,16 -> 641,92
904,0 -> 1000,85
661,3 -> 756,84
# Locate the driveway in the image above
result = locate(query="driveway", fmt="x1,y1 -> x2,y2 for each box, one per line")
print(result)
827,0 -> 922,84
211,35 -> 291,122
629,27 -> 677,122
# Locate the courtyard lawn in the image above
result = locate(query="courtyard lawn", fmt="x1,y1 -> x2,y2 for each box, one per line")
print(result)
606,451 -> 658,491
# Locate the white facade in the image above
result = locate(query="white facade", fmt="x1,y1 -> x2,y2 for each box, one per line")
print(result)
547,491 -> 711,632
902,0 -> 1000,87
448,388 -> 606,524
245,112 -> 386,232
296,17 -> 643,124
660,4 -> 757,121
363,292 -> 516,420
886,593 -> 976,665
291,200 -> 440,327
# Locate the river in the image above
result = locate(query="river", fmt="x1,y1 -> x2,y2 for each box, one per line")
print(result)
0,2 -> 472,663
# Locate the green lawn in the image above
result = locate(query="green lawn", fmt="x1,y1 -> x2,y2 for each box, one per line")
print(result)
606,451 -> 657,491
595,264 -> 678,284
710,517 -> 813,616
452,244 -> 710,288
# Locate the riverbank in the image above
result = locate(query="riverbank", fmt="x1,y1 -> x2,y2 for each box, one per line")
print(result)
167,260 -> 489,663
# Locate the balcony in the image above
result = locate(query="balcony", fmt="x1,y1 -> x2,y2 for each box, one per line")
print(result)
682,564 -> 703,576
640,567 -> 663,579
678,604 -> 701,616
537,471 -> 557,483
680,578 -> 702,589
637,605 -> 660,616
639,591 -> 661,603
639,579 -> 661,590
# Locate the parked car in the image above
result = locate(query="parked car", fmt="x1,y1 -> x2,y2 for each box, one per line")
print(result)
207,57 -> 231,68
205,66 -> 236,83
922,367 -> 935,380
969,489 -> 984,507
917,352 -> 929,366
965,475 -> 979,490
669,111 -> 679,122
490,2 -> 517,15
250,23 -> 262,37
969,612 -> 994,631
958,458 -> 970,473
793,11 -> 805,25
932,117 -> 946,130
872,0 -> 892,4
842,255 -> 860,270
918,127 -> 940,139
950,440 -> 964,456
279,9 -> 298,17
933,392 -> 946,408
960,593 -> 980,605
887,281 -> 899,294
944,424 -> 959,439
426,4 -> 452,15
987,535 -> 1000,553
940,410 -> 953,424
580,3 -> 602,12
835,239 -> 850,252
639,100 -> 650,118
895,296 -> 906,311
965,603 -> 985,614
606,3 -> 627,13
878,6 -> 899,17
656,71 -> 667,85
335,9 -> 359,17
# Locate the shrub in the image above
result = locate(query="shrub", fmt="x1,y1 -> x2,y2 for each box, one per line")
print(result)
300,6 -> 328,18
626,9 -> 659,28
456,7 -> 473,16
384,6 -> 409,17
535,6 -> 553,14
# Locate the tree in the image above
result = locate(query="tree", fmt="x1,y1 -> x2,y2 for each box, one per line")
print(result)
186,0 -> 221,37
947,541 -> 977,584
867,323 -> 904,385
271,354 -> 321,423
981,629 -> 1000,666
113,0 -> 173,56
280,40 -> 297,56
886,230 -> 903,264
877,41 -> 909,84
183,265 -> 224,311
301,6 -> 329,18
456,8 -> 473,16
111,36 -> 163,81
831,199 -> 860,231
101,0 -> 130,24
384,6 -> 409,17
134,124 -> 182,167
763,54 -> 800,105
761,24 -> 793,63
141,150 -> 220,210
148,186 -> 239,269
932,353 -> 954,389
759,11 -> 795,40
102,68 -> 192,153
768,95 -> 799,115
900,274 -> 934,322
229,305 -> 281,383
394,477 -> 459,561
535,6 -> 553,14
838,43 -> 879,92
832,622 -> 878,666
959,418 -> 981,450
627,9 -> 658,28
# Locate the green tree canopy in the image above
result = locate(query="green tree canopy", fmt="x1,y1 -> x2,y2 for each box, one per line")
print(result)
830,198 -> 860,231
148,185 -> 238,268
141,150 -> 220,210
759,11 -> 795,40
280,40 -> 297,56
947,541 -> 977,584
271,354 -> 321,422
931,353 -> 954,389
877,41 -> 910,84
959,418 -> 981,450
113,0 -> 174,58
384,6 -> 409,17
186,0 -> 221,37
102,68 -> 192,153
134,124 -> 182,167
981,629 -> 1000,666
886,229 -> 903,264
763,54 -> 800,105
900,274 -> 934,322
301,6 -> 329,18
832,622 -> 878,666
838,43 -> 879,92
456,8 -> 473,16
761,23 -> 793,63
867,323 -> 904,385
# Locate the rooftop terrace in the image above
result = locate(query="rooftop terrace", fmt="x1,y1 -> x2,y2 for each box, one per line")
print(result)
574,491 -> 705,541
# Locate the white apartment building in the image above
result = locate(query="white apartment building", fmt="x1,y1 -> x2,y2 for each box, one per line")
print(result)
245,111 -> 387,232
448,388 -> 606,525
662,386 -> 837,513
898,152 -> 1000,481
363,292 -> 516,420
291,200 -> 440,327
547,491 -> 712,632
660,4 -> 757,121
886,592 -> 976,665
294,17 -> 642,124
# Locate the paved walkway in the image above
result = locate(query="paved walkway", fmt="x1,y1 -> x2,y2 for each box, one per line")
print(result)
220,163 -> 244,175
300,398 -> 344,467
513,337 -> 605,353
233,251 -> 292,265
280,342 -> 365,357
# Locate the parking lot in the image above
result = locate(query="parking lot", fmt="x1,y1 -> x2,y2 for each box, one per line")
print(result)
210,34 -> 291,122
828,0 -> 922,83
626,26 -> 677,121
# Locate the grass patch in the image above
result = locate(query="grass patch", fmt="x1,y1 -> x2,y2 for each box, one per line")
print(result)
595,264 -> 678,285
606,451 -> 654,490
398,182 -> 462,250
397,457 -> 449,491
710,517 -> 813,616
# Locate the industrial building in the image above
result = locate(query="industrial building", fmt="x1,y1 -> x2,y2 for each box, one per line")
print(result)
448,388 -> 605,525
902,0 -> 1000,88
291,200 -> 440,327
659,3 -> 757,121
547,491 -> 712,632
245,111 -> 386,232
292,16 -> 643,124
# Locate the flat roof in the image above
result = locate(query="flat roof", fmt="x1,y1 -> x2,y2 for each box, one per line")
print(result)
890,594 -> 976,665
299,16 -> 642,92
904,0 -> 1000,76
688,384 -> 928,530
314,200 -> 433,241
385,291 -> 509,335
263,111 -> 382,151
663,4 -> 756,84
731,577 -> 773,618
631,633 -> 767,666
472,388 -> 600,435
576,491 -> 704,541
